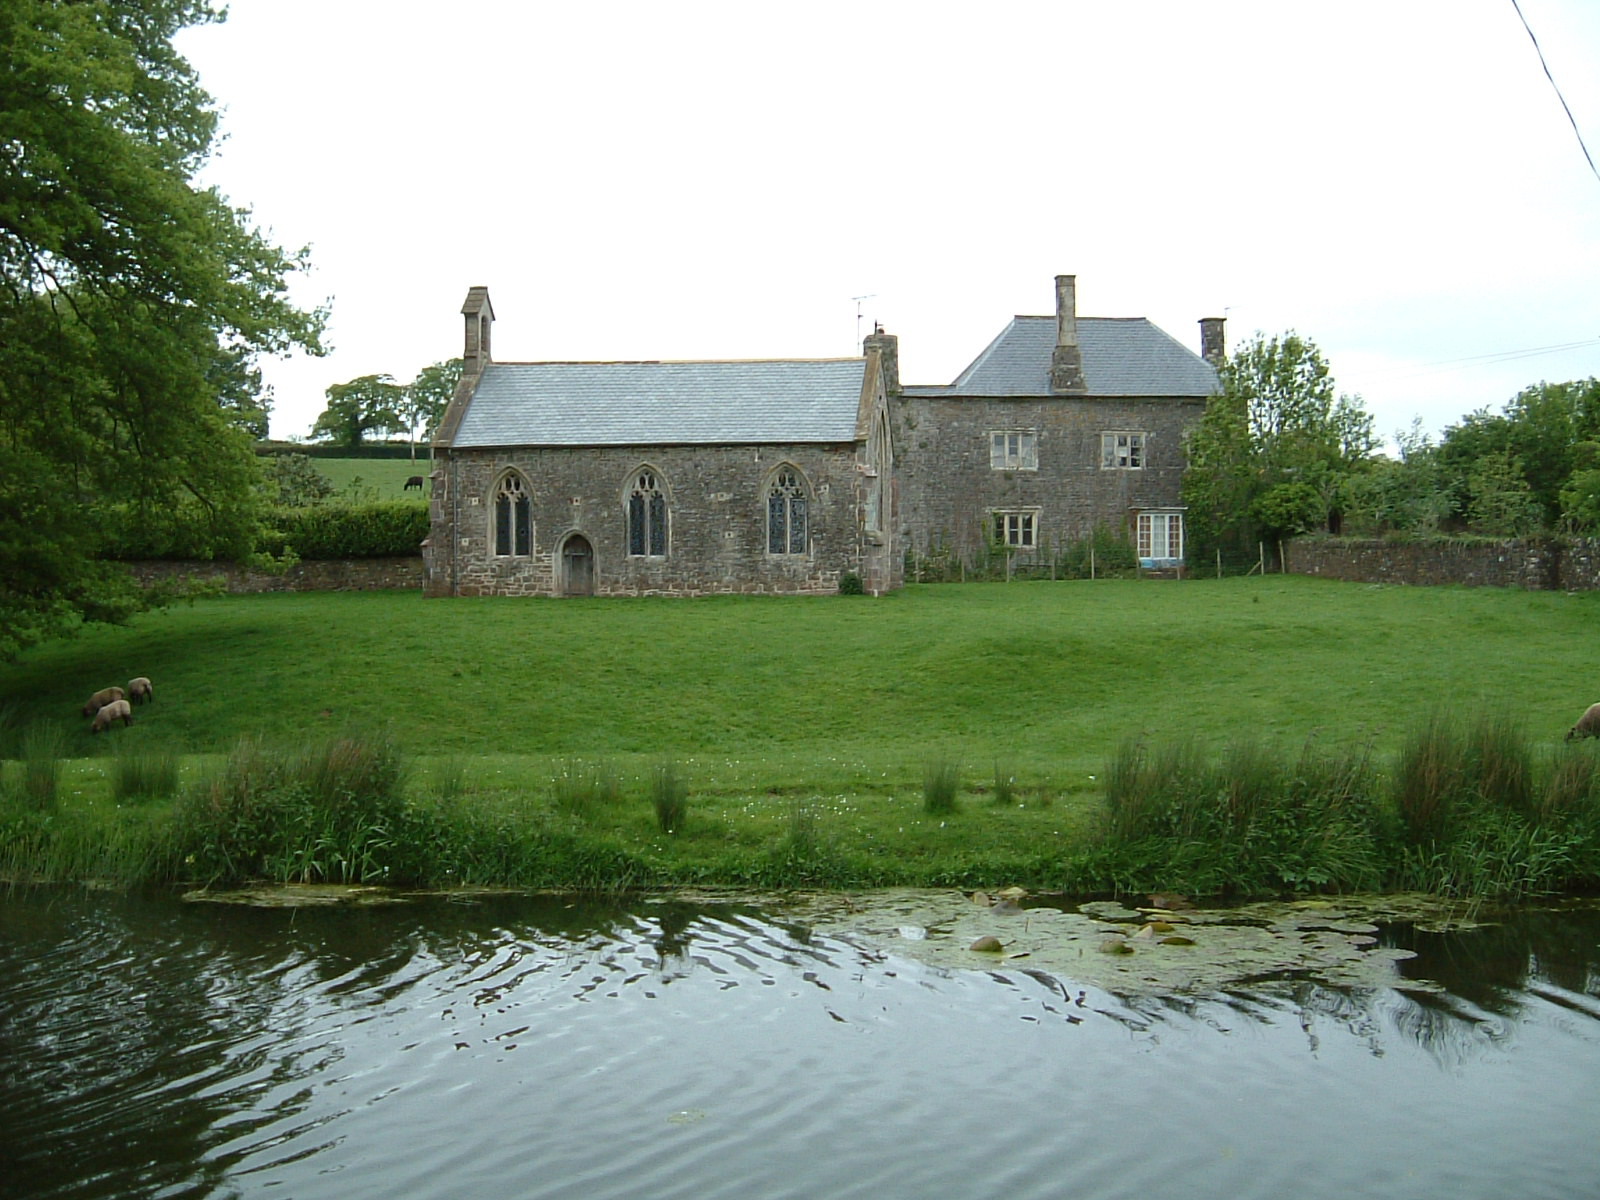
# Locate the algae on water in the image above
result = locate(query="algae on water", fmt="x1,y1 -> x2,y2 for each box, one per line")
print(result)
775,889 -> 1477,995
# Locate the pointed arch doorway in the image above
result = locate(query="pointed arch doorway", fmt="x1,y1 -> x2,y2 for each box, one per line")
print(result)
560,534 -> 595,596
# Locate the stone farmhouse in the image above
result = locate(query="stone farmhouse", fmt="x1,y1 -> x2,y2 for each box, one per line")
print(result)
423,277 -> 1221,598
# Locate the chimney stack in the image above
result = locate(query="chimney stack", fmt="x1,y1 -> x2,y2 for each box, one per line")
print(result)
1199,316 -> 1226,367
863,323 -> 900,394
1049,274 -> 1086,394
461,286 -> 494,376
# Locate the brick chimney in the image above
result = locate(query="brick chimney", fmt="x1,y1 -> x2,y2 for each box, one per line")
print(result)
461,286 -> 494,375
1199,316 -> 1226,367
1049,274 -> 1086,394
862,323 -> 899,394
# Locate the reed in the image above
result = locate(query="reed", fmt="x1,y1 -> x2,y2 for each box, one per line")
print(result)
172,729 -> 412,885
111,747 -> 182,804
1392,710 -> 1466,844
651,760 -> 688,833
922,758 -> 961,814
552,758 -> 623,816
991,760 -> 1017,806
18,722 -> 67,812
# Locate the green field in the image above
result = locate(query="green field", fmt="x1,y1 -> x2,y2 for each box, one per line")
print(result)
5,577 -> 1600,895
8,575 -> 1596,765
303,456 -> 433,500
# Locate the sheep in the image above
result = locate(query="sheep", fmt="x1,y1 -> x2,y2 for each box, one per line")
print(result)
404,475 -> 425,491
128,676 -> 153,706
90,698 -> 133,733
1567,703 -> 1600,742
82,686 -> 125,718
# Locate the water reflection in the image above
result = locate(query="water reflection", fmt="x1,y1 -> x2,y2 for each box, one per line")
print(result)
1,890 -> 1597,1200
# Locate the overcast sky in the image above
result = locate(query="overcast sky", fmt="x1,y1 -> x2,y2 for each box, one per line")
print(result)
176,1 -> 1600,450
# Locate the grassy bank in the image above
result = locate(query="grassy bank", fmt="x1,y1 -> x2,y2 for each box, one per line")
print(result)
3,578 -> 1600,896
312,456 -> 432,499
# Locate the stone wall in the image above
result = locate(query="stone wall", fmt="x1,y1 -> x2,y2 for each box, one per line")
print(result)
127,557 -> 423,593
892,393 -> 1204,558
1286,537 -> 1600,591
427,442 -> 899,598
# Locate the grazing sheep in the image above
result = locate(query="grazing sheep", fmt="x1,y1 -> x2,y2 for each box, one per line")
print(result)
404,475 -> 425,491
90,698 -> 133,733
1567,703 -> 1600,742
82,686 -> 125,718
128,676 -> 153,706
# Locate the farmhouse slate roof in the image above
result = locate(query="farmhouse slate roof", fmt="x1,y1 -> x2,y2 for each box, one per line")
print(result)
450,358 -> 868,448
907,316 -> 1218,398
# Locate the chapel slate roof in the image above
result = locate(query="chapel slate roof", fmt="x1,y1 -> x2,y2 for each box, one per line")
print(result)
450,358 -> 868,448
907,316 -> 1218,398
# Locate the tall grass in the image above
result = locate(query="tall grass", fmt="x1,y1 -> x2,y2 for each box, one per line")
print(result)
991,760 -> 1017,806
553,758 -> 623,816
111,747 -> 182,804
923,758 -> 961,814
173,729 -> 412,885
1096,732 -> 1384,896
18,722 -> 68,812
651,761 -> 688,833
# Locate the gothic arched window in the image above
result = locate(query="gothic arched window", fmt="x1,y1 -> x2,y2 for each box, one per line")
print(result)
628,469 -> 667,557
767,468 -> 807,555
494,473 -> 531,556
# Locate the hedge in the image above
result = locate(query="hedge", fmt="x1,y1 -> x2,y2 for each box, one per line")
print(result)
255,441 -> 421,460
263,501 -> 429,559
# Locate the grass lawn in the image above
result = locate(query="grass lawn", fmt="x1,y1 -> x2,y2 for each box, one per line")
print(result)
9,573 -> 1600,778
6,576 -> 1600,892
313,456 -> 433,499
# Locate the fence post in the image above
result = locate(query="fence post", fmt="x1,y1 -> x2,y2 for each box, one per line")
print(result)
1090,545 -> 1096,580
1216,548 -> 1222,579
1259,542 -> 1266,576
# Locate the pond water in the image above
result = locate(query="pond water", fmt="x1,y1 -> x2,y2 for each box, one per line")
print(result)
2,888 -> 1598,1200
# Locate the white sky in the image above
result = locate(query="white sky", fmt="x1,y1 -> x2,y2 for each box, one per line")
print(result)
176,0 -> 1600,450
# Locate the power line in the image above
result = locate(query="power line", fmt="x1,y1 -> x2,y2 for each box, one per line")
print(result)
1510,0 -> 1600,185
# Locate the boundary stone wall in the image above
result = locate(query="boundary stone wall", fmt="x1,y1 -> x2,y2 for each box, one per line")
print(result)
127,557 -> 422,594
1287,537 -> 1600,591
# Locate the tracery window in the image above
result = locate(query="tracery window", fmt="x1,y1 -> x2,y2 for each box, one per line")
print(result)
628,469 -> 667,556
768,468 -> 807,554
494,473 -> 531,556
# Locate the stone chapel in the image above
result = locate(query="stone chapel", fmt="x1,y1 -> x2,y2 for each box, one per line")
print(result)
422,276 -> 1221,598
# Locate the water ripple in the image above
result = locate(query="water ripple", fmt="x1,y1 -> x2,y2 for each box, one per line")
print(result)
3,892 -> 1599,1199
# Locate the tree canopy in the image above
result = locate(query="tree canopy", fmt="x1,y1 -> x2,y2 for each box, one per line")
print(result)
1181,332 -> 1376,564
310,358 -> 462,456
310,374 -> 405,448
0,0 -> 324,659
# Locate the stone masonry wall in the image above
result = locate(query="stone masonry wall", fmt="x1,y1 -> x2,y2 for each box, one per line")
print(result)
428,442 -> 882,597
126,557 -> 422,593
892,394 -> 1204,558
1287,537 -> 1600,591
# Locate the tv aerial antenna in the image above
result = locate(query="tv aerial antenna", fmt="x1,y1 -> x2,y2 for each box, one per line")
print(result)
853,294 -> 876,351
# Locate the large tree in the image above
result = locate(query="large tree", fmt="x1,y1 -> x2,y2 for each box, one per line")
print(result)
1182,332 -> 1375,563
310,374 -> 405,448
0,0 -> 324,659
401,358 -> 463,459
1437,378 -> 1600,531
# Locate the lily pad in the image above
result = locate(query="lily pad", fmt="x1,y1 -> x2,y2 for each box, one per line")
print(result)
181,884 -> 410,908
775,889 -> 1445,995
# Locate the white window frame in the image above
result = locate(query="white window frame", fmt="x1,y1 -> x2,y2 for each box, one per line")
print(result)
1101,431 -> 1146,470
1137,510 -> 1184,562
991,508 -> 1040,549
989,430 -> 1039,471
